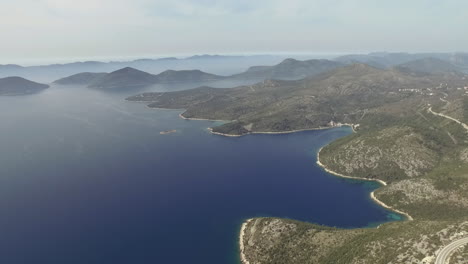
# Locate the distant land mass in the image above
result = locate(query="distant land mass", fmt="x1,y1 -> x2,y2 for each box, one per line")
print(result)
54,67 -> 226,90
128,60 -> 468,263
231,58 -> 344,80
335,52 -> 468,72
0,55 -> 289,82
152,69 -> 224,83
53,72 -> 107,85
0,76 -> 49,95
4,52 -> 468,83
393,57 -> 462,75
87,67 -> 159,90
54,58 -> 347,89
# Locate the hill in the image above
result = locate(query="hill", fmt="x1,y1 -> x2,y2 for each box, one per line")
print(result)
53,72 -> 107,85
128,64 -> 455,135
394,57 -> 462,75
231,58 -> 343,80
0,55 -> 286,82
0,77 -> 49,95
87,67 -> 158,89
55,68 -> 226,89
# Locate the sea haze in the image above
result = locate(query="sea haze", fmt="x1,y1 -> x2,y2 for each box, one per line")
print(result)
0,84 -> 400,264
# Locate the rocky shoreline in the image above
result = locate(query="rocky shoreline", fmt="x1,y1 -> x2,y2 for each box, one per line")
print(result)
239,219 -> 253,264
316,147 -> 413,221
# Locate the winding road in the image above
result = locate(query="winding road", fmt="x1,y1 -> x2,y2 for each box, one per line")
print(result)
435,237 -> 468,264
428,106 -> 468,131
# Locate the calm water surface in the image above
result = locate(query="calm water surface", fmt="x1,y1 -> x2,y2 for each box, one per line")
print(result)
0,85 -> 400,264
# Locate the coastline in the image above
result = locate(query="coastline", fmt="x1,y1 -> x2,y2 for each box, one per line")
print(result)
134,103 -> 358,136
316,147 -> 413,221
239,219 -> 253,264
207,124 -> 357,138
179,112 -> 230,122
138,102 -> 415,261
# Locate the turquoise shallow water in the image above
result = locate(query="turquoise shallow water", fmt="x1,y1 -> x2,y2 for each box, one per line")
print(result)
0,85 -> 402,264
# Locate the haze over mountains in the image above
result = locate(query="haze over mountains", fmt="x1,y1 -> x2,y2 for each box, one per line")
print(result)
0,55 -> 290,83
393,57 -> 463,75
335,52 -> 468,70
54,67 -> 226,90
3,53 -> 468,95
52,58 -> 344,90
51,53 -> 468,92
2,52 -> 468,85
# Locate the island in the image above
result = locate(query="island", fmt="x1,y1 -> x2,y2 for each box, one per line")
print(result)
53,67 -> 225,90
128,58 -> 468,263
0,76 -> 49,96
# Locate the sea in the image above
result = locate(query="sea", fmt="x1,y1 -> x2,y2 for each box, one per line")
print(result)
0,82 -> 402,264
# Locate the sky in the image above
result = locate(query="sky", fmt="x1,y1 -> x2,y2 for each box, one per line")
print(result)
0,0 -> 467,64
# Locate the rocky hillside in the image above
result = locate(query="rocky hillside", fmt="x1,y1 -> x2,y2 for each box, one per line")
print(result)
128,64 -> 466,135
242,218 -> 468,264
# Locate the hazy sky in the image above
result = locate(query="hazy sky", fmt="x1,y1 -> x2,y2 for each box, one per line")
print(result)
1,0 -> 467,64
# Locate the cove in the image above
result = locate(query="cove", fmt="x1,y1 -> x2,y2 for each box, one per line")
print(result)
0,86 -> 401,264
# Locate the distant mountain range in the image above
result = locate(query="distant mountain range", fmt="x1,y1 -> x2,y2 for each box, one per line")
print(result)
3,52 -> 467,84
0,77 -> 49,95
51,55 -> 468,91
53,58 -> 347,90
335,52 -> 468,71
393,57 -> 463,75
0,55 -> 288,83
54,67 -> 226,90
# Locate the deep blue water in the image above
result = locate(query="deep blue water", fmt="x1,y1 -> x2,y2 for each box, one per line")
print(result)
0,85 -> 400,264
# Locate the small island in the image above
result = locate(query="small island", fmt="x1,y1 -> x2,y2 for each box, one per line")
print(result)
160,129 -> 177,135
